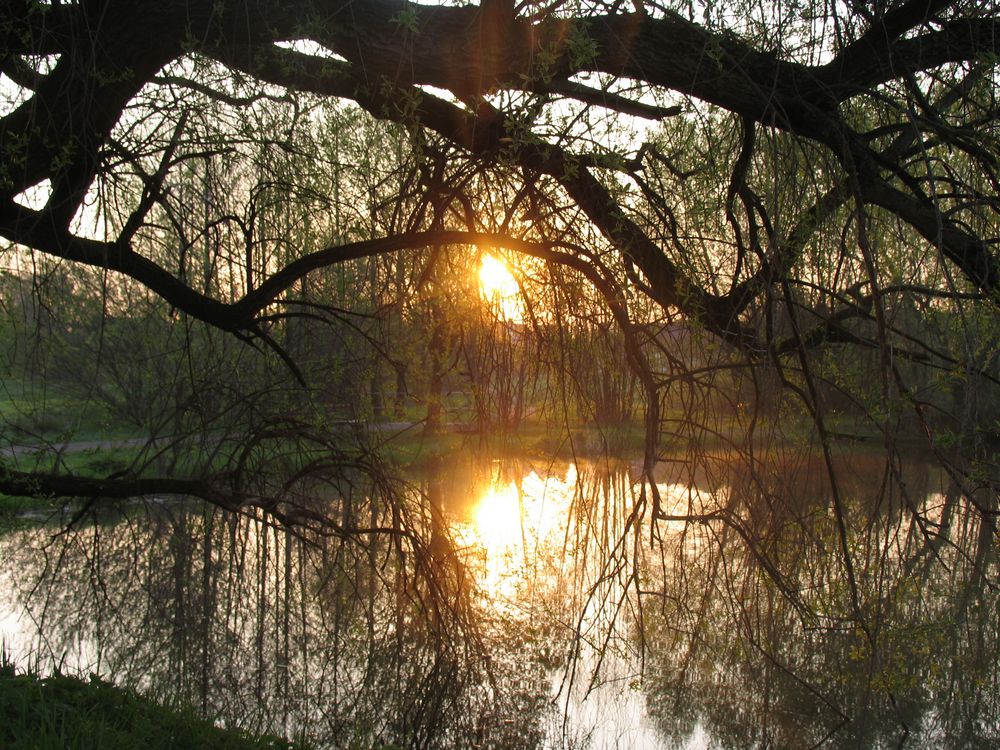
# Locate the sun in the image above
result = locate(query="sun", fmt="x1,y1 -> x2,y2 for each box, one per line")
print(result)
479,254 -> 517,298
479,254 -> 523,320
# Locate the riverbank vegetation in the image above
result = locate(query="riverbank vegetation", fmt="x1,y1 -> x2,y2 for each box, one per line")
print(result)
0,663 -> 306,750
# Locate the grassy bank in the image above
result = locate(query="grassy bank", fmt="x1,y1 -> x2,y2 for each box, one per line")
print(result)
0,665 -> 307,750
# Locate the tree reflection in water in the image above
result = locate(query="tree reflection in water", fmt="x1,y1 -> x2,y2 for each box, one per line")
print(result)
643,452 -> 1000,749
0,468 -> 550,749
1,450 -> 998,748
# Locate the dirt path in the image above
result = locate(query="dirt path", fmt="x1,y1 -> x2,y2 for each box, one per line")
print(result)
1,437 -> 155,458
0,422 -> 442,459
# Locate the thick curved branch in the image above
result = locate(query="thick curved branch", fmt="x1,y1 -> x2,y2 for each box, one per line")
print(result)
5,0 -> 998,339
0,202 -> 238,328
863,175 -> 1000,292
231,46 -> 748,337
0,1 -> 75,56
0,465 -> 228,506
0,203 -> 638,334
822,16 -> 1000,96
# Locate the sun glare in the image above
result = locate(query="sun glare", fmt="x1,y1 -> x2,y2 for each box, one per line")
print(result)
455,465 -> 581,599
474,482 -> 524,551
479,254 -> 523,320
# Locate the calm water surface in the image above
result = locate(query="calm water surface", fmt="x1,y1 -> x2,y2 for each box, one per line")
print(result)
1,449 -> 996,748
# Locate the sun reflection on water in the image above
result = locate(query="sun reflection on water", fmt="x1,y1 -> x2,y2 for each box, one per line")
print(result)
454,463 -> 582,600
473,481 -> 524,551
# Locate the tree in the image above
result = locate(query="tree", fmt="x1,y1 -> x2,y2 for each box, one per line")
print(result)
3,2 -> 1000,736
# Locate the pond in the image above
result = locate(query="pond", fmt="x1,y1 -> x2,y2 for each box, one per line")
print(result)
1,447 -> 997,748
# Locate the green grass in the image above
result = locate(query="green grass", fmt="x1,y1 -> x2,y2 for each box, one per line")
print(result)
515,422 -> 648,457
373,418 -> 656,468
376,428 -> 469,466
8,444 -> 146,475
0,375 -> 148,523
0,665 -> 307,750
0,377 -> 138,446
